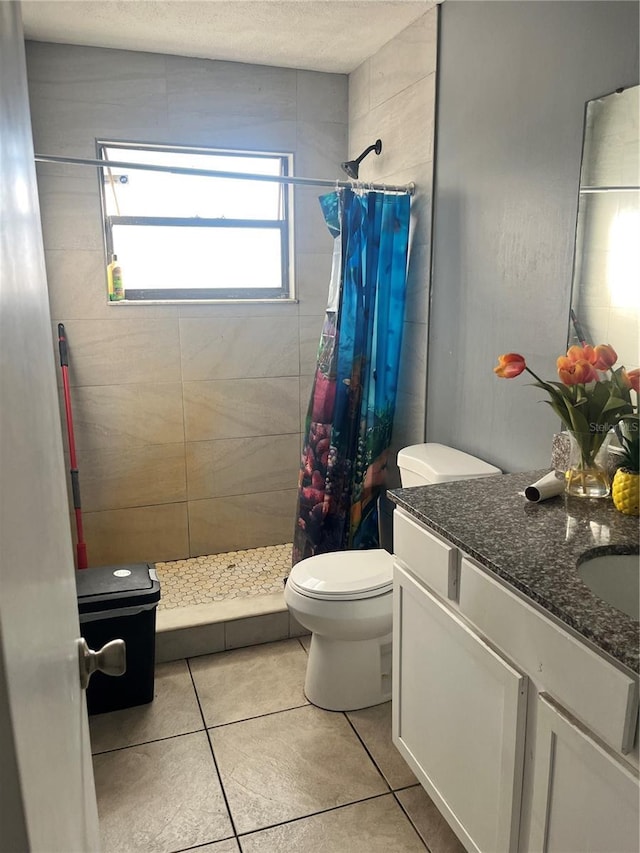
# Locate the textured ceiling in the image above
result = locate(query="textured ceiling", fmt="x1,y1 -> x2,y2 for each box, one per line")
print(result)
21,1 -> 436,74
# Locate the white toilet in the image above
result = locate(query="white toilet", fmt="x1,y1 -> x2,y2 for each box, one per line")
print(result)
285,443 -> 501,711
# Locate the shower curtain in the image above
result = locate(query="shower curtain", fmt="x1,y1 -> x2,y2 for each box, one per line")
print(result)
292,187 -> 411,565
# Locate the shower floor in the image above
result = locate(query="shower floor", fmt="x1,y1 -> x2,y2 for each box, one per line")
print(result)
155,543 -> 292,611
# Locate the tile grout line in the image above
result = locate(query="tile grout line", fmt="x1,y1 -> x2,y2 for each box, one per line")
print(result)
392,789 -> 431,851
186,656 -> 241,842
233,788 -> 401,841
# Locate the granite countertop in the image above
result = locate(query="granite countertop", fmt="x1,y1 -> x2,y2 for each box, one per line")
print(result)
388,470 -> 640,674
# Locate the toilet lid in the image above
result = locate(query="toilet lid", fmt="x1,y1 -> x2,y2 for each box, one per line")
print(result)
288,549 -> 394,600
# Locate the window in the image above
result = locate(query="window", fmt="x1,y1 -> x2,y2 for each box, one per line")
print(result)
98,141 -> 293,301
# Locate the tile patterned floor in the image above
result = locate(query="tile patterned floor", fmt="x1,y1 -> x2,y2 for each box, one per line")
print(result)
155,544 -> 292,610
91,638 -> 466,853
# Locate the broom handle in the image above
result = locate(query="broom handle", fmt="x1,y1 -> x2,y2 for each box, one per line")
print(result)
58,324 -> 88,569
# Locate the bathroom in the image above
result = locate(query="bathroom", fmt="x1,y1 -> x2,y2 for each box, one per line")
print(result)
1,1 -> 638,851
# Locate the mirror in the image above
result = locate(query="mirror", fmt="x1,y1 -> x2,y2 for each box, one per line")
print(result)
569,85 -> 639,371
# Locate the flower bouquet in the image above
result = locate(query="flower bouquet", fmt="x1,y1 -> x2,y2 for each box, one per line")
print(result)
494,344 -> 639,498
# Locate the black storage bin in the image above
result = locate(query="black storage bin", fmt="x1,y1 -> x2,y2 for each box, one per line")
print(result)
77,563 -> 161,715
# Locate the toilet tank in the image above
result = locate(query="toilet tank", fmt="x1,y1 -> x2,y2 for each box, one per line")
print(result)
397,443 -> 501,487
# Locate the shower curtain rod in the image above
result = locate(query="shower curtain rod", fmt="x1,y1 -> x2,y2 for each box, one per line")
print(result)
33,153 -> 416,196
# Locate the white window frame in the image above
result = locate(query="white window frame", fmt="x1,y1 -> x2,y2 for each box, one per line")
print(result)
97,140 -> 294,302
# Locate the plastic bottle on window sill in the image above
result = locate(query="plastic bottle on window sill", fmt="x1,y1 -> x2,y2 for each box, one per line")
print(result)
106,255 -> 115,301
110,254 -> 125,301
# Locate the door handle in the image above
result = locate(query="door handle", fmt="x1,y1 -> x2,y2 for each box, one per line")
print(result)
77,637 -> 126,690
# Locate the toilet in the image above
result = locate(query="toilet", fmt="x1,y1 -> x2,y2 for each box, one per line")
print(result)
285,443 -> 501,711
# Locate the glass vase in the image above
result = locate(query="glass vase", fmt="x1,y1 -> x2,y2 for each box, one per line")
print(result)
564,429 -> 613,499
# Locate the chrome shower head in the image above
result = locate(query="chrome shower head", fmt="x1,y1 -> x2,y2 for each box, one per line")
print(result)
341,139 -> 382,180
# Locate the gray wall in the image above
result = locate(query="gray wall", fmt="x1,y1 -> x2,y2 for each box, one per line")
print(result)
26,42 -> 347,564
428,1 -> 639,472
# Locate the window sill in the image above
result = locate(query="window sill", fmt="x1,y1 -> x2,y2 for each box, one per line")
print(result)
107,297 -> 299,306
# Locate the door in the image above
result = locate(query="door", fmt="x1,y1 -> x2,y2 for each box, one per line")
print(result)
527,694 -> 640,853
393,564 -> 528,853
0,5 -> 100,850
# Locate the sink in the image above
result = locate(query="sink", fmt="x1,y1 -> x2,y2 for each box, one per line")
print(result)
577,552 -> 640,621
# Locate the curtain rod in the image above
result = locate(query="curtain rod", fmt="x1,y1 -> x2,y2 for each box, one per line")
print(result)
34,154 -> 416,196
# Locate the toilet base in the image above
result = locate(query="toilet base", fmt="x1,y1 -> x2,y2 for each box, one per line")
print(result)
304,632 -> 393,711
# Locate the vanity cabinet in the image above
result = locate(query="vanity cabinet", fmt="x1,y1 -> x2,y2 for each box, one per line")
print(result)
393,564 -> 527,853
392,507 -> 640,853
528,694 -> 639,853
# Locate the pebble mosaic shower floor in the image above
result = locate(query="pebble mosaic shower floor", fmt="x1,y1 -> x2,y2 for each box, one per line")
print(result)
155,543 -> 292,610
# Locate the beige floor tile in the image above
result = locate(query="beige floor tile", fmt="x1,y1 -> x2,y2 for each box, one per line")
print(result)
347,701 -> 417,790
94,731 -> 233,853
240,794 -> 427,852
396,785 -> 466,853
209,704 -> 388,834
89,660 -> 204,754
190,639 -> 308,727
177,840 -> 239,853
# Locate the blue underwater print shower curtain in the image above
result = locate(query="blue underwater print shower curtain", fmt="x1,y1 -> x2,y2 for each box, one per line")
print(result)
292,187 -> 411,565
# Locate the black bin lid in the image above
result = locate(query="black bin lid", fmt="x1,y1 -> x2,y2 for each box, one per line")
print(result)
76,563 -> 161,613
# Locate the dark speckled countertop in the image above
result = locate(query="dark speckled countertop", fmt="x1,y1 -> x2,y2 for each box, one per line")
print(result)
389,470 -> 640,674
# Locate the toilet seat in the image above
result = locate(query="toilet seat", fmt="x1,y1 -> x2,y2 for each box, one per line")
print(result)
288,549 -> 394,601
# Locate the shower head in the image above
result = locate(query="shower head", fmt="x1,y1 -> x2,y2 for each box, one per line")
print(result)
341,139 -> 382,180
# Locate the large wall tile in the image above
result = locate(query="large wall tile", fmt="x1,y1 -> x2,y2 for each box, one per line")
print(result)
348,60 -> 370,123
186,434 -> 299,500
165,114 -> 298,153
296,253 -> 332,315
77,444 -> 187,511
296,71 -> 348,123
45,249 -> 179,320
183,377 -> 300,441
177,300 -> 298,320
370,11 -> 438,110
295,121 -> 348,178
404,243 -> 432,324
83,502 -> 189,566
349,74 -> 436,182
69,382 -> 184,450
298,315 -> 324,375
30,96 -> 169,160
36,171 -> 104,252
294,187 -> 335,254
180,317 -> 299,381
165,56 -> 297,120
26,42 -> 167,109
57,319 -> 181,386
188,490 -> 297,555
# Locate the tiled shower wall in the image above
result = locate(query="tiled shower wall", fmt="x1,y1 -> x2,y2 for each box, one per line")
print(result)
348,9 -> 438,487
26,42 -> 347,565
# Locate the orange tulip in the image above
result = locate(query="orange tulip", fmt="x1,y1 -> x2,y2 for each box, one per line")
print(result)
494,353 -> 526,378
592,344 -> 617,370
557,357 -> 598,386
567,344 -> 596,364
628,368 -> 640,393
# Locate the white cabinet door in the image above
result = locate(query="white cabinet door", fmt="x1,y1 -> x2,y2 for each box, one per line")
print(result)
393,564 -> 528,853
528,694 -> 640,853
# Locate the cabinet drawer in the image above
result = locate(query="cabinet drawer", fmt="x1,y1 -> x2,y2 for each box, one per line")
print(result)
459,557 -> 639,755
393,509 -> 458,600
